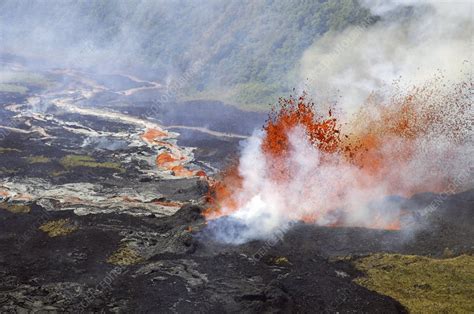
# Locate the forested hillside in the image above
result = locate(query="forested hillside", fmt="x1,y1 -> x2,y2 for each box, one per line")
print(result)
0,0 -> 373,108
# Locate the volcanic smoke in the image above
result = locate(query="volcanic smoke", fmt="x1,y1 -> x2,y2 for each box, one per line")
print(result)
205,79 -> 472,244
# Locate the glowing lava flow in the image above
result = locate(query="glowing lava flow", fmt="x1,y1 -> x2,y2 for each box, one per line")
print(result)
140,128 -> 206,178
204,81 -> 472,238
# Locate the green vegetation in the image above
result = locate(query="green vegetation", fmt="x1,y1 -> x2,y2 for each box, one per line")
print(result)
0,202 -> 31,214
60,155 -> 124,172
51,170 -> 67,177
234,83 -> 286,110
107,245 -> 144,266
0,148 -> 21,153
0,70 -> 51,94
353,253 -> 474,313
272,256 -> 291,266
26,156 -> 51,164
185,82 -> 285,111
0,167 -> 18,175
0,0 -> 373,109
0,71 -> 50,87
39,219 -> 77,237
176,0 -> 373,109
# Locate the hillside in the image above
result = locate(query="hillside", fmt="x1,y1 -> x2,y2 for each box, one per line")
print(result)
0,0 -> 373,109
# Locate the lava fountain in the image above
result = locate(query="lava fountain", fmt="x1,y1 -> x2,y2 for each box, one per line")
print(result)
205,80 -> 472,243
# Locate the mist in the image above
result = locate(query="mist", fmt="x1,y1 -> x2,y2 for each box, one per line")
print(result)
0,0 -> 376,108
1,1 -> 473,311
299,0 -> 473,112
0,0 -> 203,76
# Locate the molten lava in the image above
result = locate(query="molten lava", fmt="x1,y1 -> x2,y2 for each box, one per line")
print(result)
141,128 -> 207,178
205,81 -> 471,233
141,128 -> 168,144
262,94 -> 342,157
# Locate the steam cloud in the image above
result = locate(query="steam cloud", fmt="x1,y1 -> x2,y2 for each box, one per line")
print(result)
209,112 -> 471,244
299,0 -> 473,112
209,128 -> 399,244
207,0 -> 473,244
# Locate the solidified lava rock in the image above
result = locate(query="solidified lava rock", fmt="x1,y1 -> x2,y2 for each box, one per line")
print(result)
0,72 -> 471,312
0,200 -> 408,313
1,188 -> 472,312
173,204 -> 205,223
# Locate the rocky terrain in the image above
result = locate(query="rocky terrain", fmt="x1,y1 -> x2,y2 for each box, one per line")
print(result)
1,187 -> 472,312
0,61 -> 473,312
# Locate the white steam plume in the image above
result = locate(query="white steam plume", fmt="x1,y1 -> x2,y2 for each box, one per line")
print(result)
207,0 -> 473,243
208,119 -> 471,244
299,0 -> 473,113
